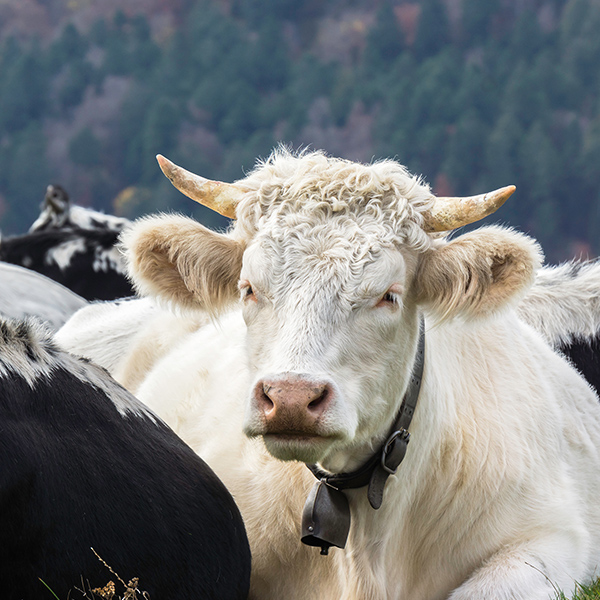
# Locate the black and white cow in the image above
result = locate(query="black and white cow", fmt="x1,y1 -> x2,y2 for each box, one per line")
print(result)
0,317 -> 251,600
0,185 -> 134,301
517,259 -> 600,395
29,185 -> 131,233
0,228 -> 133,300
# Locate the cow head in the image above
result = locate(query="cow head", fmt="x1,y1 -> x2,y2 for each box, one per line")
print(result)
123,149 -> 541,472
29,185 -> 71,232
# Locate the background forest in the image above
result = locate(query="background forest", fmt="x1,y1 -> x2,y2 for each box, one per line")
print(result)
0,0 -> 599,261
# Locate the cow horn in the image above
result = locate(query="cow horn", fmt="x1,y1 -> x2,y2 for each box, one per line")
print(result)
422,186 -> 516,233
156,155 -> 248,219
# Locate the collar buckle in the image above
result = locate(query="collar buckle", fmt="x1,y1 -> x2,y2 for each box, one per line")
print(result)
380,428 -> 410,475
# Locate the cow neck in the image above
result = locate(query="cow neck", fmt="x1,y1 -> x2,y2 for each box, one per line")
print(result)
301,317 -> 425,555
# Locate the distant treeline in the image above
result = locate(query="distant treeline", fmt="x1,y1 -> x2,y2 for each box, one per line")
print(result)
0,0 -> 598,260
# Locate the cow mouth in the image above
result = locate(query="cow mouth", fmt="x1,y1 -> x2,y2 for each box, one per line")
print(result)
265,430 -> 320,439
262,431 -> 340,463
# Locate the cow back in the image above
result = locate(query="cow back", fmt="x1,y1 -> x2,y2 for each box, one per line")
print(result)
0,319 -> 250,600
0,228 -> 134,301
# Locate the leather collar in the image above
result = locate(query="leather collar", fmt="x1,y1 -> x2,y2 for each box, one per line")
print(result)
301,317 -> 425,554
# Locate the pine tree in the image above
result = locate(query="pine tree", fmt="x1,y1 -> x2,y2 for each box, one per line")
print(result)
69,127 -> 102,168
412,0 -> 450,60
461,0 -> 499,45
4,124 -> 50,233
363,0 -> 404,71
442,110 -> 488,193
0,51 -> 47,135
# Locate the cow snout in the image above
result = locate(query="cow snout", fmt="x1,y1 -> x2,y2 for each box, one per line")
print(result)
253,373 -> 334,434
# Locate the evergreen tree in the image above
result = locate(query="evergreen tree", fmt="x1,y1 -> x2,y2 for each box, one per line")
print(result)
412,0 -> 450,60
559,0 -> 589,44
562,2 -> 600,91
460,0 -> 499,45
406,49 -> 461,134
0,51 -> 47,135
129,15 -> 160,77
580,117 -> 600,202
103,35 -> 131,76
140,98 -> 181,183
151,33 -> 192,99
363,0 -> 404,71
502,61 -> 549,129
442,110 -> 488,193
3,124 -> 50,233
57,58 -> 94,109
187,2 -> 245,77
69,127 -> 102,168
453,64 -> 497,125
508,10 -> 546,59
281,54 -> 335,135
217,81 -> 260,143
587,189 -> 600,255
484,111 -> 524,211
554,118 -> 584,235
245,18 -> 290,92
329,69 -> 356,126
48,23 -> 88,71
233,0 -> 300,28
414,122 -> 446,179
89,18 -> 109,46
518,121 -> 560,209
111,84 -> 154,184
0,36 -> 22,75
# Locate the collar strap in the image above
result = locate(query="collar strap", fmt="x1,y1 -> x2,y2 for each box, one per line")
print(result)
301,318 -> 425,554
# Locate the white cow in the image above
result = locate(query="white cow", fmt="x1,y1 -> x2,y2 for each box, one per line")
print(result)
56,149 -> 600,600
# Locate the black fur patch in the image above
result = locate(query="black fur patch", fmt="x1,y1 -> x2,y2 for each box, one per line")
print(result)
0,318 -> 251,600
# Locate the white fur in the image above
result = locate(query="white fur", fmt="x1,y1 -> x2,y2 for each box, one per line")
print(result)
57,150 -> 600,599
518,260 -> 600,345
67,205 -> 130,231
55,297 -> 207,392
93,245 -> 127,274
45,238 -> 86,270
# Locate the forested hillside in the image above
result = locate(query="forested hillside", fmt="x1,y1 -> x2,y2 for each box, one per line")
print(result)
0,0 -> 598,260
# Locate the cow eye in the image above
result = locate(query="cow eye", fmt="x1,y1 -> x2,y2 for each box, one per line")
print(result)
376,285 -> 403,309
377,293 -> 397,307
239,281 -> 256,302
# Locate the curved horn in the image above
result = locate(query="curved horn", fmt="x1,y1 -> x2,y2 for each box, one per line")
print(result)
156,155 -> 248,219
422,185 -> 516,233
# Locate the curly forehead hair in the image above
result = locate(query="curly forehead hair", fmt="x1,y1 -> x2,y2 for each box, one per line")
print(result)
231,148 -> 437,251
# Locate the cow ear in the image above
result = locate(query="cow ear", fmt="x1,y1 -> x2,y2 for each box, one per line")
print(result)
121,215 -> 244,315
413,226 -> 543,320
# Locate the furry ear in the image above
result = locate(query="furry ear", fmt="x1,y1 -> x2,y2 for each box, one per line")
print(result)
413,226 -> 543,320
121,214 -> 244,315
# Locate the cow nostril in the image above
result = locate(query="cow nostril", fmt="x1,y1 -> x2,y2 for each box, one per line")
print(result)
258,383 -> 275,413
307,387 -> 330,412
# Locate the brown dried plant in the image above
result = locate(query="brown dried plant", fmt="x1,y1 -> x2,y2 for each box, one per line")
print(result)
68,548 -> 150,600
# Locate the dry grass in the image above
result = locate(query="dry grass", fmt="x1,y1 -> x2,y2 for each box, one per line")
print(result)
39,548 -> 150,600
